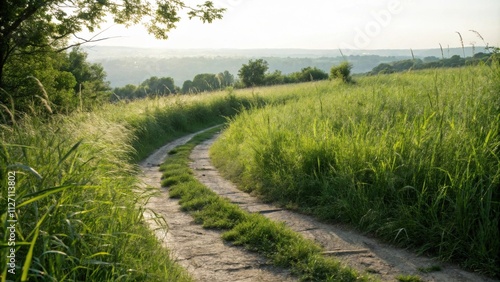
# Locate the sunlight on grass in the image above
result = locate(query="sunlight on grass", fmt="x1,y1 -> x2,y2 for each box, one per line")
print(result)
161,128 -> 371,281
211,64 -> 500,277
0,81 -> 309,281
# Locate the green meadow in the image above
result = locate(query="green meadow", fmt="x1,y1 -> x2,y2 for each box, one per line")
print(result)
211,64 -> 500,277
1,63 -> 498,281
0,90 -> 289,281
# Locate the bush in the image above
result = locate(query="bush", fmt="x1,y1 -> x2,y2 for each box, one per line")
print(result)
264,70 -> 285,85
299,67 -> 329,82
330,62 -> 353,83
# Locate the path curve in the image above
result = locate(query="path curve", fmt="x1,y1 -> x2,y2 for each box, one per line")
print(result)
139,128 -> 296,282
189,133 -> 497,282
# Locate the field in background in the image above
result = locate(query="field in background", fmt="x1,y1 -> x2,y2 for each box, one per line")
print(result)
211,64 -> 500,277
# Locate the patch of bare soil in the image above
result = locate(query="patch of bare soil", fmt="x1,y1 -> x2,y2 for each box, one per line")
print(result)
189,133 -> 497,282
139,128 -> 296,282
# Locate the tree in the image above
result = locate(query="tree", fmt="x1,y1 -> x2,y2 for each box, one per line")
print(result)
391,59 -> 420,72
113,84 -> 138,100
192,73 -> 220,92
65,47 -> 111,109
141,76 -> 176,95
238,59 -> 269,87
423,56 -> 440,63
264,70 -> 285,85
370,63 -> 394,75
0,0 -> 225,108
67,48 -> 108,92
217,70 -> 234,88
113,75 -> 176,100
3,47 -> 77,113
182,80 -> 195,94
297,67 -> 328,82
182,71 -> 233,93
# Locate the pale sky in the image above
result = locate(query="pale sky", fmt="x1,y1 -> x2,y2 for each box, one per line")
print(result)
77,0 -> 500,50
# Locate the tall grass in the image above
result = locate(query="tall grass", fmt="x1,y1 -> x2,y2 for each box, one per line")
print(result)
95,86 -> 304,161
160,128 -> 370,281
211,64 -> 500,277
0,114 -> 192,281
0,84 -> 306,281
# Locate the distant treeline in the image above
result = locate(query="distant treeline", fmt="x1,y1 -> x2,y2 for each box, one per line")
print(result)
100,55 -> 410,87
112,61 -> 331,100
112,51 -> 499,101
368,52 -> 496,75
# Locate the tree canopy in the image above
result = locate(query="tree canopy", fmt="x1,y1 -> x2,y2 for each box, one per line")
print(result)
238,59 -> 269,87
0,0 -> 225,114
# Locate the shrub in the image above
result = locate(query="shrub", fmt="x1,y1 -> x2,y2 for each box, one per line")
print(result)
330,62 -> 353,83
299,67 -> 329,82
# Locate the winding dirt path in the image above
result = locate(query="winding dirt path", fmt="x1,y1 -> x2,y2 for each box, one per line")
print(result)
189,133 -> 497,282
137,128 -> 496,282
139,128 -> 296,282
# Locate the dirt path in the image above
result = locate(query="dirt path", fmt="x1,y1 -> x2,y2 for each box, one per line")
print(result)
139,128 -> 296,282
189,133 -> 497,282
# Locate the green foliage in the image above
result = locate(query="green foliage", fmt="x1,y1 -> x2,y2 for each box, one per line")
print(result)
417,265 -> 442,273
396,274 -> 423,282
99,53 -> 422,88
265,67 -> 329,86
113,76 -> 176,100
0,115 -> 192,281
217,70 -> 235,88
330,61 -> 353,83
192,73 -> 221,92
160,128 -> 370,282
369,52 -> 496,75
66,47 -> 111,110
0,0 -> 225,115
238,59 -> 269,87
2,48 -> 76,114
0,68 -> 320,281
180,70 -> 234,94
297,66 -> 329,82
0,0 -> 225,66
0,46 -> 110,115
264,70 -> 286,85
211,65 -> 500,277
141,76 -> 176,95
182,80 -> 195,94
113,84 -> 140,100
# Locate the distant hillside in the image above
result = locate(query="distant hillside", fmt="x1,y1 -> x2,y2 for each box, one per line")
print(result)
82,46 -> 484,59
81,46 -> 486,87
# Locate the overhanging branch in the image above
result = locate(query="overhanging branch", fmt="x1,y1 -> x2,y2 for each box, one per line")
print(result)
55,35 -> 122,53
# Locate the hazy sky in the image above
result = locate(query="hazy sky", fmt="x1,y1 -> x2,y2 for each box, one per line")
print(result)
77,0 -> 500,50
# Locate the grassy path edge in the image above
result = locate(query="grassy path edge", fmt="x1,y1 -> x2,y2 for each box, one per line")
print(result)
160,126 -> 373,282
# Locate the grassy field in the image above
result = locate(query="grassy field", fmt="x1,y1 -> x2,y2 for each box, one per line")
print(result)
211,64 -> 500,277
1,62 -> 498,280
160,127 -> 372,281
0,88 -> 299,281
